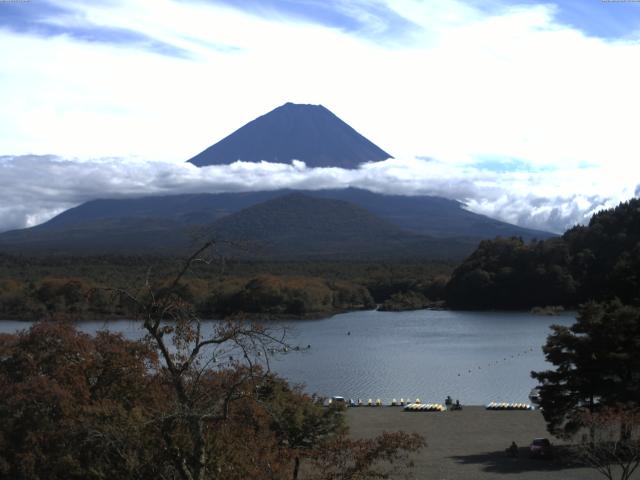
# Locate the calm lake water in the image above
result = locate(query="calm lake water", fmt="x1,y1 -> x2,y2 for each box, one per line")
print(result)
0,309 -> 575,405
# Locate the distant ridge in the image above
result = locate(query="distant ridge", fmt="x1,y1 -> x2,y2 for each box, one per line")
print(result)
0,189 -> 554,258
33,188 -> 553,241
187,103 -> 392,169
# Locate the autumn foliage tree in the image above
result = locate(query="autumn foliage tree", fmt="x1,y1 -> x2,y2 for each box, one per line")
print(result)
0,322 -> 161,479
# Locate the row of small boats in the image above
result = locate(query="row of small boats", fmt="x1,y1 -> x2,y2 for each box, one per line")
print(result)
329,397 -> 454,410
404,403 -> 446,412
329,397 -> 429,407
486,402 -> 534,410
328,397 -> 534,410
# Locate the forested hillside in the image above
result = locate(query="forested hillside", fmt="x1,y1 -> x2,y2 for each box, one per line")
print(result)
446,198 -> 640,309
0,255 -> 451,320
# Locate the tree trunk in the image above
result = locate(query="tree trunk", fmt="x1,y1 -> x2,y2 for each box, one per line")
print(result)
192,416 -> 208,480
292,456 -> 300,480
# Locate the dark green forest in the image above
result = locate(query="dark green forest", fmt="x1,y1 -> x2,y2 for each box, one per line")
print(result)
446,198 -> 640,310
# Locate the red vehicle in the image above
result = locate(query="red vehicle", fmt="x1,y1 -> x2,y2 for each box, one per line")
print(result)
529,438 -> 553,458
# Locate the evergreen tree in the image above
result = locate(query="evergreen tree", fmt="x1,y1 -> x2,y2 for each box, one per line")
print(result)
532,301 -> 640,438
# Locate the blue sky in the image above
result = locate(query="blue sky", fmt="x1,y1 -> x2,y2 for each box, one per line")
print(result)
210,0 -> 640,41
0,0 -> 639,233
207,0 -> 423,41
0,0 -> 189,56
488,0 -> 640,39
4,1 -> 638,50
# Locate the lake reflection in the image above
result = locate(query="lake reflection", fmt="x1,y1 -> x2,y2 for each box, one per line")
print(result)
0,309 -> 574,405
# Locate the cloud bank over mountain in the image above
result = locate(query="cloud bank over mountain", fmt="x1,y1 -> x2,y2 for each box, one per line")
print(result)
1,155 -> 636,235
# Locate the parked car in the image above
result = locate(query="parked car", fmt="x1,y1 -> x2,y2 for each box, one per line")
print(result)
529,438 -> 553,458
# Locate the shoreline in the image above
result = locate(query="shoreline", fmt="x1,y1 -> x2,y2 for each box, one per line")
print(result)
0,306 -> 576,323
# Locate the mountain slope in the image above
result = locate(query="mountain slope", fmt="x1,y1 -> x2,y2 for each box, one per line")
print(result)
0,189 -> 554,258
305,189 -> 552,239
209,193 -> 420,258
206,193 -> 477,260
0,193 -> 476,259
21,189 -> 552,240
187,103 -> 392,169
41,192 -> 281,229
0,217 -> 197,256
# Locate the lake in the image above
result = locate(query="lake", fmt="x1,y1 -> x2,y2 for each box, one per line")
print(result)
0,309 -> 574,405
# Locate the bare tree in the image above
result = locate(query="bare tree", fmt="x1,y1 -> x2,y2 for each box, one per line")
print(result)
309,432 -> 426,480
576,406 -> 640,480
118,241 -> 290,480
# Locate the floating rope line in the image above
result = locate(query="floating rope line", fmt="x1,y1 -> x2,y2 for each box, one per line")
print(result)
456,347 -> 536,377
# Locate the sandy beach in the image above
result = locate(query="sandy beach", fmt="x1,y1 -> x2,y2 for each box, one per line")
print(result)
346,406 -> 603,480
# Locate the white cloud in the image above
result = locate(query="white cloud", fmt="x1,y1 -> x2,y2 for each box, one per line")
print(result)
1,0 -> 640,165
0,155 -> 636,234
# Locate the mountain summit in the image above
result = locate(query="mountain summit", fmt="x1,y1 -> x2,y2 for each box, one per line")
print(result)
187,102 -> 392,169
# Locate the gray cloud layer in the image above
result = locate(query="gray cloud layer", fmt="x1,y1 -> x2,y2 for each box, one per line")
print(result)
0,155 -> 636,235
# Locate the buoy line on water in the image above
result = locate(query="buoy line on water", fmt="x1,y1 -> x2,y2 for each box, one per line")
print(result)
322,346 -> 540,409
455,346 -> 537,377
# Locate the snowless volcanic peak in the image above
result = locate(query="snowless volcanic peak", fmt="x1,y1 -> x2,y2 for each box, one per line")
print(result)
187,102 -> 392,169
